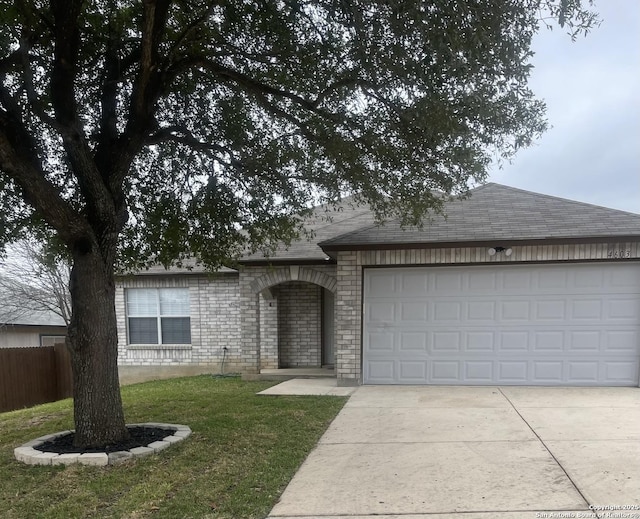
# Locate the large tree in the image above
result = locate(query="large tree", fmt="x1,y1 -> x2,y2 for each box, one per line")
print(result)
0,1 -> 597,448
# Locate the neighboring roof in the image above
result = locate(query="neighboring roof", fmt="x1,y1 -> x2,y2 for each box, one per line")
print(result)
0,308 -> 66,327
320,183 -> 640,250
240,196 -> 377,263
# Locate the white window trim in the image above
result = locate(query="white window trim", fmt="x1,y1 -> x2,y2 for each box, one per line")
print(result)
126,344 -> 192,350
126,288 -> 191,346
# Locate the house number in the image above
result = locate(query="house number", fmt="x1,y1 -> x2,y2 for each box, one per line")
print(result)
607,249 -> 631,258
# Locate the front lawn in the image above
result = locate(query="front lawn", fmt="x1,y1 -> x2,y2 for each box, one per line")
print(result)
0,376 -> 347,519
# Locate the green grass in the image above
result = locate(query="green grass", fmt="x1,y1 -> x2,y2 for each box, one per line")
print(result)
0,376 -> 347,519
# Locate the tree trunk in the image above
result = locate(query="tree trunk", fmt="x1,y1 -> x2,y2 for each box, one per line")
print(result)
67,243 -> 129,448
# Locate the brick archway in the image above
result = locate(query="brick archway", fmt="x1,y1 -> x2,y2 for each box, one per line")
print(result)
248,266 -> 337,371
250,266 -> 336,294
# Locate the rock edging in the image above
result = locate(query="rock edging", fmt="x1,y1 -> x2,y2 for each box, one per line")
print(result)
14,423 -> 191,466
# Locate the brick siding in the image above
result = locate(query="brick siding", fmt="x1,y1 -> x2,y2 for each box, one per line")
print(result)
115,273 -> 241,372
277,281 -> 321,367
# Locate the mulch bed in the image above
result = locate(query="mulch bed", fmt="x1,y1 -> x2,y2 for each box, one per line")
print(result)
38,426 -> 173,454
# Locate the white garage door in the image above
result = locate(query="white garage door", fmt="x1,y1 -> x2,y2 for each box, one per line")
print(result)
363,263 -> 640,386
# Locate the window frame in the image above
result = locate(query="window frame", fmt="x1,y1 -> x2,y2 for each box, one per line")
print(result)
126,288 -> 191,345
40,335 -> 67,347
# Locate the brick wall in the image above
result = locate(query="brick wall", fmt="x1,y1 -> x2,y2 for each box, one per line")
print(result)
259,294 -> 279,369
277,281 -> 321,367
115,273 -> 241,372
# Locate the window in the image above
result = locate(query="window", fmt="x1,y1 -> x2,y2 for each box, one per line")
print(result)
126,288 -> 191,345
40,335 -> 66,347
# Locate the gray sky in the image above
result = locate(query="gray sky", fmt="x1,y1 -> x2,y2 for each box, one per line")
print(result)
488,0 -> 640,214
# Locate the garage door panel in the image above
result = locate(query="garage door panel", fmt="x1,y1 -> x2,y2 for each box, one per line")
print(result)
571,299 -> 603,320
430,360 -> 460,382
575,268 -> 605,288
466,332 -> 495,352
500,300 -> 531,321
400,272 -> 429,295
605,330 -> 638,352
533,361 -> 564,382
604,361 -> 639,383
537,269 -> 569,289
569,331 -> 601,351
433,301 -> 461,321
608,298 -> 640,320
400,301 -> 428,321
434,272 -> 462,291
367,332 -> 394,352
611,267 -> 640,287
569,361 -> 599,382
535,300 -> 566,320
464,361 -> 494,382
367,301 -> 395,322
499,331 -> 530,351
399,332 -> 427,351
503,270 -> 531,290
432,332 -> 460,352
366,360 -> 395,383
363,264 -> 640,386
368,272 -> 397,295
498,361 -> 528,382
533,331 -> 565,351
468,271 -> 498,290
399,361 -> 427,381
468,301 -> 496,320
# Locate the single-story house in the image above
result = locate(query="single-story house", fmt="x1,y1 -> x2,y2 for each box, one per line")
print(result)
115,183 -> 640,387
0,309 -> 67,348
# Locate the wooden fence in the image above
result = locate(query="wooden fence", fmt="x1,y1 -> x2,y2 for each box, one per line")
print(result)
0,344 -> 73,413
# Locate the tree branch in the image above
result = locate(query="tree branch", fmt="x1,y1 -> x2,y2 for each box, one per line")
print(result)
146,125 -> 250,171
166,4 -> 219,64
0,240 -> 71,326
49,0 -> 122,240
171,57 -> 339,120
17,36 -> 66,132
114,0 -> 172,190
0,124 -> 91,245
94,15 -> 123,180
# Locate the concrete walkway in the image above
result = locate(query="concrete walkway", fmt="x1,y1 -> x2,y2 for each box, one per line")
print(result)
258,378 -> 356,397
268,386 -> 640,518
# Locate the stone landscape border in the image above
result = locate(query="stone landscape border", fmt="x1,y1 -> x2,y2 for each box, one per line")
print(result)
14,423 -> 191,466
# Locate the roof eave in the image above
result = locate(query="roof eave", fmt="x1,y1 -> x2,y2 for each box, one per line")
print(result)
237,257 -> 336,266
320,234 -> 640,252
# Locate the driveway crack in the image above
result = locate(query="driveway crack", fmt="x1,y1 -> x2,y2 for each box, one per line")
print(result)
498,387 -> 593,511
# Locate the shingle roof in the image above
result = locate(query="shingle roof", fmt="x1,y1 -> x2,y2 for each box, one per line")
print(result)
0,308 -> 66,327
240,196 -> 377,262
123,258 -> 237,276
319,183 -> 640,250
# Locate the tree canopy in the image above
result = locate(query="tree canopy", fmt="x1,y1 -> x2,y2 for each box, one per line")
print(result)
0,0 -> 597,448
1,0 -> 598,269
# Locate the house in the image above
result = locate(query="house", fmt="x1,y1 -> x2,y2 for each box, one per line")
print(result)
115,183 -> 640,387
0,309 -> 67,348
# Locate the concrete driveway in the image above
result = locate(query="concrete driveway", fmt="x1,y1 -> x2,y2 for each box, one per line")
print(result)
268,385 -> 640,519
